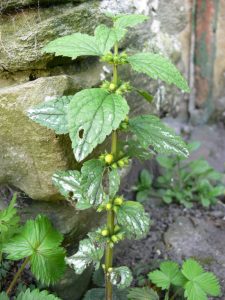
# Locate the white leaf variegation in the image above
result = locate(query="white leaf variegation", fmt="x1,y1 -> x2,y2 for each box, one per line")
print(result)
68,88 -> 129,161
66,237 -> 104,274
81,159 -> 106,207
109,168 -> 120,198
116,201 -> 150,239
128,53 -> 190,92
109,266 -> 133,289
27,96 -> 72,134
129,115 -> 189,158
52,170 -> 91,210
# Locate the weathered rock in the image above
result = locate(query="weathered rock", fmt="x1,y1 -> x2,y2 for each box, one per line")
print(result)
189,124 -> 225,173
164,216 -> 225,290
0,1 -> 81,13
52,267 -> 92,300
0,74 -> 95,200
0,2 -> 104,73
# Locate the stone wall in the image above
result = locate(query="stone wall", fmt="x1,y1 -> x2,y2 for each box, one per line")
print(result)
0,0 -> 193,201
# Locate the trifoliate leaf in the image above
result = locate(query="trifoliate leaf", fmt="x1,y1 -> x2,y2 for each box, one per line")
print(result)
114,14 -> 149,29
81,159 -> 106,207
116,201 -> 150,239
27,96 -> 72,134
149,261 -> 186,290
0,194 -> 20,251
52,170 -> 91,210
83,288 -> 128,300
109,168 -> 120,198
182,259 -> 204,279
3,215 -> 66,285
109,266 -> 133,289
16,288 -> 61,300
128,287 -> 159,300
43,33 -> 101,59
182,259 -> 221,300
129,115 -> 189,157
66,237 -> 104,274
127,53 -> 190,92
68,88 -> 129,161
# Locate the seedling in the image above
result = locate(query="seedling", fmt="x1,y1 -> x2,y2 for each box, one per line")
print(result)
133,142 -> 224,208
27,13 -> 190,299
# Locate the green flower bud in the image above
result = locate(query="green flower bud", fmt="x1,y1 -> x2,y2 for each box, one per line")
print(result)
114,196 -> 123,206
101,229 -> 109,237
109,83 -> 116,91
111,235 -> 119,243
111,163 -> 118,169
118,159 -> 125,168
105,154 -> 114,164
105,203 -> 112,211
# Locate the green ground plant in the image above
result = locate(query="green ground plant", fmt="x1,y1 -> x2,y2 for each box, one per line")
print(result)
129,259 -> 221,300
134,142 -> 225,208
26,13 -> 192,300
0,195 -> 65,299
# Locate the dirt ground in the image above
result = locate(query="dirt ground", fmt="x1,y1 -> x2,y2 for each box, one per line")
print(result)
115,198 -> 225,299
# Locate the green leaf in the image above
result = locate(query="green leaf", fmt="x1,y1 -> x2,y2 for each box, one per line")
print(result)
189,159 -> 211,176
92,267 -> 105,287
94,24 -> 120,52
136,190 -> 149,203
109,266 -> 133,289
43,24 -> 120,59
0,194 -> 20,251
117,201 -> 150,239
114,14 -> 149,29
182,259 -> 221,300
83,288 -> 128,300
3,215 -> 66,285
0,292 -> 9,300
53,161 -> 108,209
81,159 -> 106,207
129,115 -> 189,157
128,287 -> 159,300
66,237 -> 104,274
127,53 -> 190,92
109,168 -> 120,198
27,96 -> 72,134
122,140 -> 153,161
43,33 -> 101,59
68,88 -> 129,161
140,170 -> 152,188
16,288 -> 61,300
149,261 -> 186,290
135,89 -> 154,103
156,155 -> 174,169
52,170 -> 87,207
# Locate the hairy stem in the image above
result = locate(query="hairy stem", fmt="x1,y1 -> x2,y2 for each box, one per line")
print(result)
6,257 -> 30,295
105,42 -> 119,300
